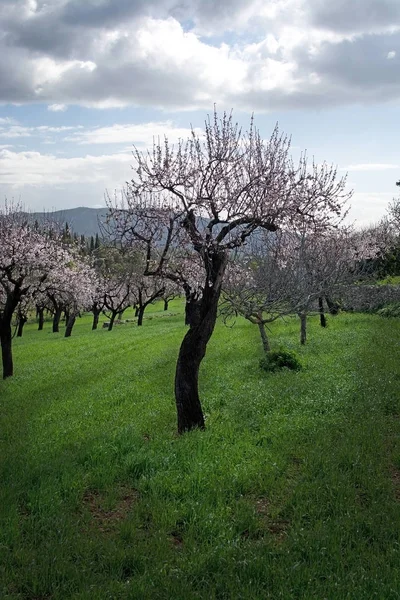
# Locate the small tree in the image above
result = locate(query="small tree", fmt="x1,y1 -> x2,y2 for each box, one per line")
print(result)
92,245 -> 138,331
161,280 -> 181,311
222,233 -> 295,353
132,274 -> 165,326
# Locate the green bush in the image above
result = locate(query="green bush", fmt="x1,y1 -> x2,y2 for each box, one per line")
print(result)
259,348 -> 302,372
377,303 -> 400,318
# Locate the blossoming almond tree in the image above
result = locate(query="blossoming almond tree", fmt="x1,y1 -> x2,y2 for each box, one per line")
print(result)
0,206 -> 66,378
107,110 -> 351,433
221,232 -> 298,353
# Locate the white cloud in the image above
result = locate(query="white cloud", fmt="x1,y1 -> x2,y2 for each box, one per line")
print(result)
48,103 -> 67,112
347,191 -> 395,227
0,123 -> 81,140
65,121 -> 203,145
387,50 -> 396,59
0,148 -> 131,187
344,163 -> 399,172
0,117 -> 17,125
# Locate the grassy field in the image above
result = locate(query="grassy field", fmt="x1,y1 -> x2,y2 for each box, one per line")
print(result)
1,301 -> 400,599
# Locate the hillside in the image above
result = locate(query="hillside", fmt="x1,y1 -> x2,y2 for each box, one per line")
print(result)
27,207 -> 108,237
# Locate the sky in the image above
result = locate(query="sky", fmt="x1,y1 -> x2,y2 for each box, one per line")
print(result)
0,0 -> 399,227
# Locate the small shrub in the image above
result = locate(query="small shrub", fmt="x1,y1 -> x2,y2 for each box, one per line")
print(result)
259,348 -> 302,373
377,303 -> 400,318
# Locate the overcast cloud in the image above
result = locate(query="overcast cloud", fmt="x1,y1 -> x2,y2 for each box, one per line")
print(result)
0,0 -> 399,223
0,0 -> 399,111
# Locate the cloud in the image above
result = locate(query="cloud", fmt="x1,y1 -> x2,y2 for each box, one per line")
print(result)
48,103 -> 67,111
348,191 -> 395,226
308,0 -> 400,34
0,147 -> 131,187
0,144 -> 136,211
0,123 -> 82,140
0,0 -> 400,111
0,117 -> 17,125
344,163 -> 399,172
64,121 -> 203,145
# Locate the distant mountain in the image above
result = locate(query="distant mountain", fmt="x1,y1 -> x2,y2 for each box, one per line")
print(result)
23,206 -> 274,248
27,207 -> 109,237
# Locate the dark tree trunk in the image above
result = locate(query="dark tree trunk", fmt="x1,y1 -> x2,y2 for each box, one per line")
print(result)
37,307 -> 44,331
175,251 -> 228,434
108,311 -> 117,331
52,307 -> 62,333
325,296 -> 340,315
17,315 -> 27,337
164,299 -> 169,311
92,309 -> 100,330
257,321 -> 271,353
134,306 -> 139,317
318,296 -> 327,328
137,306 -> 145,326
64,309 -> 70,324
1,321 -> 13,379
300,313 -> 307,345
65,313 -> 76,337
1,290 -> 22,378
185,294 -> 202,327
117,309 -> 125,320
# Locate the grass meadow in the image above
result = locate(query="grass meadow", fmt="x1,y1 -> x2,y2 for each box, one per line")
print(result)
1,300 -> 400,599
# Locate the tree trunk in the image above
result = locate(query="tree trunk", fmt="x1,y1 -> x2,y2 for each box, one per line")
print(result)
185,294 -> 201,327
134,306 -> 139,317
257,321 -> 270,353
318,296 -> 327,328
0,321 -> 13,379
17,315 -> 27,338
108,311 -> 117,331
164,299 -> 169,311
175,251 -> 228,434
64,309 -> 70,324
65,313 -> 76,337
325,296 -> 339,315
117,309 -> 125,320
299,313 -> 307,345
37,307 -> 44,331
137,306 -> 145,326
1,290 -> 21,378
92,310 -> 100,330
52,307 -> 62,333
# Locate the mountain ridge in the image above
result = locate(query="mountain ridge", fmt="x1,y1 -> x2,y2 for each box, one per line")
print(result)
25,207 -> 108,237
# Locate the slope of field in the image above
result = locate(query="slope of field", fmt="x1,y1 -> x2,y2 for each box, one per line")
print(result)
1,303 -> 400,599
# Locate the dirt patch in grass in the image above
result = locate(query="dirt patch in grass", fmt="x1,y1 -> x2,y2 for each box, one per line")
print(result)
267,519 -> 290,540
242,496 -> 290,543
169,530 -> 184,549
83,487 -> 139,533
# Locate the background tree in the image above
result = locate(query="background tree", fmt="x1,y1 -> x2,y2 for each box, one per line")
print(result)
222,233 -> 295,353
0,205 -> 64,378
161,280 -> 181,311
131,272 -> 165,326
96,247 -> 137,331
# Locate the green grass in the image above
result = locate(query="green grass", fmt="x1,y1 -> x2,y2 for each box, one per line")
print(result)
378,275 -> 400,285
1,302 -> 400,599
